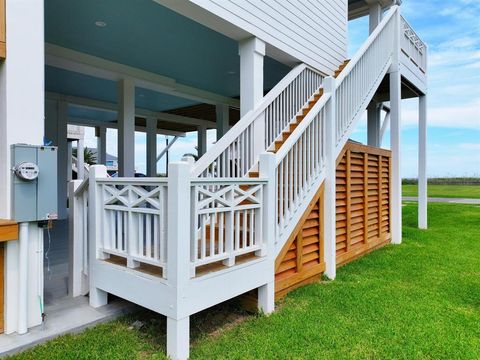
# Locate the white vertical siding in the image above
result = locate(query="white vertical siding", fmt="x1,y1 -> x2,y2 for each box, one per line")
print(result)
191,0 -> 348,74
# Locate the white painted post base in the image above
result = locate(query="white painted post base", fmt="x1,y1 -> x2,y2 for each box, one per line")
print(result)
89,287 -> 108,308
258,281 -> 275,315
323,77 -> 337,280
167,317 -> 190,360
418,94 -> 428,229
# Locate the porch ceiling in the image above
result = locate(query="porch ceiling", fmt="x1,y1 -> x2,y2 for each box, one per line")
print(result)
348,0 -> 398,20
45,0 -> 290,128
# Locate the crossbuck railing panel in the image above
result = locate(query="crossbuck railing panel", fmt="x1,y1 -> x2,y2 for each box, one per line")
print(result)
192,65 -> 323,178
400,16 -> 427,73
335,10 -> 396,145
97,179 -> 168,272
190,179 -> 266,275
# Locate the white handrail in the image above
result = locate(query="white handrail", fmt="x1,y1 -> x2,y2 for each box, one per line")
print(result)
191,64 -> 323,178
272,5 -> 399,248
335,6 -> 398,87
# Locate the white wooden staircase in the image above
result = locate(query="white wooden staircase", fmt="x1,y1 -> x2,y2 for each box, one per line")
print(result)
72,5 -> 427,359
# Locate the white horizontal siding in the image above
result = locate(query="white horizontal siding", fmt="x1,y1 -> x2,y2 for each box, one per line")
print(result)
192,0 -> 347,75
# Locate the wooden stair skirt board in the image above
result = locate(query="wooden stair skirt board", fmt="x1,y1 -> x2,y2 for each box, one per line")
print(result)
275,184 -> 325,300
274,141 -> 392,299
335,141 -> 392,267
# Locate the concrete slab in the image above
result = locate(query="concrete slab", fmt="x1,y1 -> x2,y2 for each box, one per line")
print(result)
0,296 -> 138,356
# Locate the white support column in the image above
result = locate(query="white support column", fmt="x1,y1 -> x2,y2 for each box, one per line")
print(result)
368,1 -> 382,34
379,111 -> 390,145
418,94 -> 428,229
96,126 -> 107,165
167,161 -> 191,360
367,102 -> 381,147
323,77 -> 337,279
257,153 -> 276,314
197,125 -> 207,157
239,37 -> 265,117
167,317 -> 190,360
45,99 -> 69,218
88,165 -> 109,308
17,223 -> 29,335
77,138 -> 85,180
216,104 -> 230,140
0,0 -> 45,334
390,9 -> 402,245
146,117 -> 158,177
118,78 -> 136,177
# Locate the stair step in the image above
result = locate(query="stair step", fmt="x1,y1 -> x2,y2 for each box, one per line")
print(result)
249,171 -> 259,178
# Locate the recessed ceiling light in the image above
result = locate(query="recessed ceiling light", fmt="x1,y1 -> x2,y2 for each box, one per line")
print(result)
95,21 -> 107,28
227,71 -> 236,75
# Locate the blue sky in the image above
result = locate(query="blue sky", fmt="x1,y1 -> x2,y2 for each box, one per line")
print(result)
85,0 -> 480,178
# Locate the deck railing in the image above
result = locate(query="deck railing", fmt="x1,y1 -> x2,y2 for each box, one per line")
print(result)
80,160 -> 274,282
96,178 -> 169,272
400,15 -> 427,74
190,178 -> 267,276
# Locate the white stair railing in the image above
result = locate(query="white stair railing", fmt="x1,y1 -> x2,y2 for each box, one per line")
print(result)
69,178 -> 90,297
273,5 -> 399,251
335,7 -> 397,147
191,65 -> 323,178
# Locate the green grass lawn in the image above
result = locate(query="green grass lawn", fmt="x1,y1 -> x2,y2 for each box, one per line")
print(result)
403,184 -> 480,199
11,203 -> 480,359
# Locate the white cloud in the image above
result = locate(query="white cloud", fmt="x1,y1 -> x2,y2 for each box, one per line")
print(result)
459,143 -> 480,150
401,100 -> 480,130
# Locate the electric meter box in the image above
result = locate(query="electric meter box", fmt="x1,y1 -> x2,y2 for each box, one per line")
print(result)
11,144 -> 58,222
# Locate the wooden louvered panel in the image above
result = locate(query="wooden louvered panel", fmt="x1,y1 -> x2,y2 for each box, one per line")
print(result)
275,184 -> 325,299
335,141 -> 392,266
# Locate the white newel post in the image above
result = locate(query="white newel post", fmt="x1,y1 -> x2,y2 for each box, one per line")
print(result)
146,117 -> 158,177
118,78 -> 136,177
77,138 -> 85,180
418,94 -> 428,229
390,8 -> 402,244
257,153 -> 276,314
239,37 -> 265,161
68,179 -> 88,297
323,77 -> 337,279
167,161 -> 191,360
88,165 -> 109,308
0,0 -> 45,334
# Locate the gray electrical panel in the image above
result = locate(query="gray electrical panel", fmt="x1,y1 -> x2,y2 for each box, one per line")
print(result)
11,144 -> 58,222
